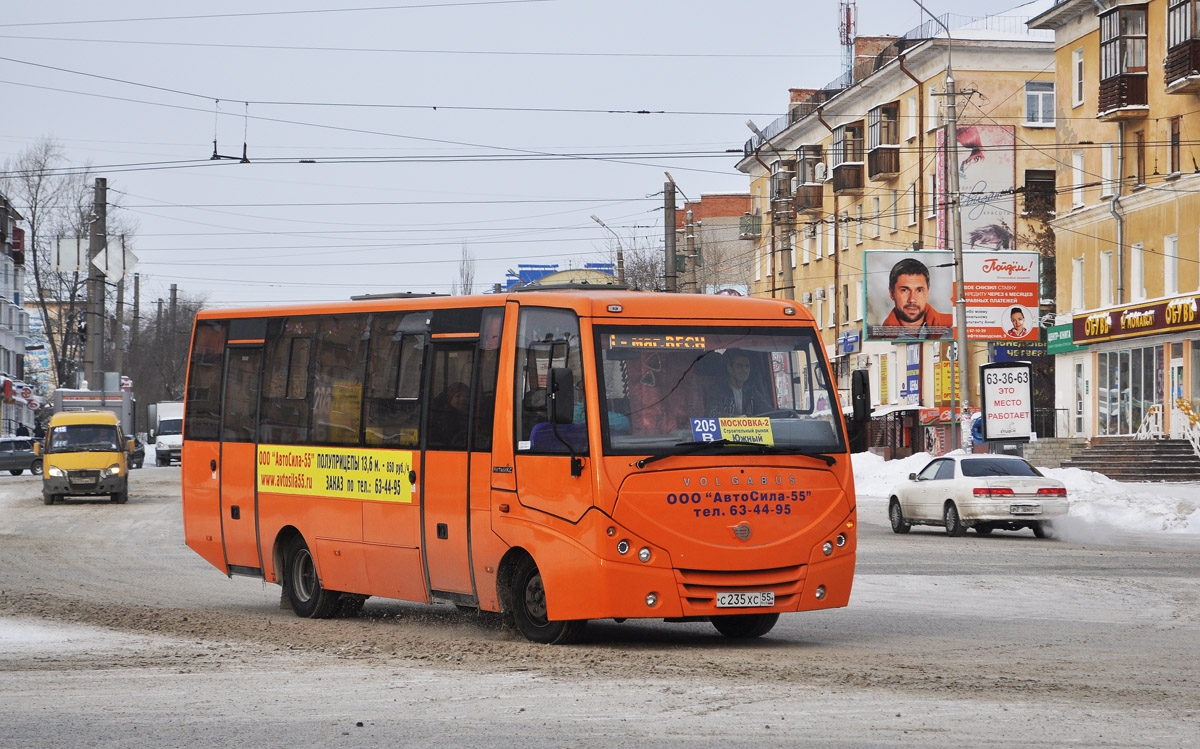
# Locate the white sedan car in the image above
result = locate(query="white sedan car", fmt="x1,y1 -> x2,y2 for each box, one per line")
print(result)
888,453 -> 1068,538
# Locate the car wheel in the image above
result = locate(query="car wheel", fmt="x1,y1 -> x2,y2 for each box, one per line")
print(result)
974,524 -> 993,536
9,469 -> 22,476
283,535 -> 341,618
711,613 -> 780,639
509,554 -> 586,644
943,502 -> 965,537
888,499 -> 911,534
31,460 -> 43,476
1032,521 -> 1050,539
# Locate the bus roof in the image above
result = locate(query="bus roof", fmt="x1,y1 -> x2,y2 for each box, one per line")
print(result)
195,289 -> 815,325
48,410 -> 122,427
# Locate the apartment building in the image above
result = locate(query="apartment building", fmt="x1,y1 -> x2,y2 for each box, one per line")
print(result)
0,193 -> 36,434
736,6 -> 1056,454
1031,0 -> 1200,440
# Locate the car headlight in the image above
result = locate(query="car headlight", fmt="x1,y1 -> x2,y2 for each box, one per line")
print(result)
105,464 -> 123,477
156,440 -> 167,450
48,466 -> 65,478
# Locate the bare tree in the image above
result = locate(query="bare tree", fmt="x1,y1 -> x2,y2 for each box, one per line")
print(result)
450,244 -> 475,295
3,138 -> 137,393
614,235 -> 664,291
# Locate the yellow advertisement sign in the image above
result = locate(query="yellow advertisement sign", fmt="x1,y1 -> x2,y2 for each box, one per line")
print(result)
718,417 -> 774,446
257,445 -> 414,503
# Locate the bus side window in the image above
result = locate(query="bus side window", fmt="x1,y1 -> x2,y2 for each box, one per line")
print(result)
514,307 -> 586,451
260,317 -> 317,444
364,312 -> 424,448
310,314 -> 368,446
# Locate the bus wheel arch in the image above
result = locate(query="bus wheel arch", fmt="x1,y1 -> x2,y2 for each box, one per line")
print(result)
500,549 -> 586,645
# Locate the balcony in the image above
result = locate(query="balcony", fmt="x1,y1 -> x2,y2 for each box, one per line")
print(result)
832,163 -> 864,194
867,147 -> 900,180
738,213 -> 762,240
794,183 -> 824,212
1165,39 -> 1200,94
1098,73 -> 1148,120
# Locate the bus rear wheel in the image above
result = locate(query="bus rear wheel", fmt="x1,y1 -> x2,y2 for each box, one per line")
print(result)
711,613 -> 779,639
283,536 -> 340,618
509,555 -> 585,644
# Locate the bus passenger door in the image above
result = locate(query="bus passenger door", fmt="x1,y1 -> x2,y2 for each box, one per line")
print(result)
421,341 -> 476,597
220,345 -> 264,574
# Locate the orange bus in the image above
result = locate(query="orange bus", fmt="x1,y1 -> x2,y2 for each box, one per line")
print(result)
182,288 -> 868,643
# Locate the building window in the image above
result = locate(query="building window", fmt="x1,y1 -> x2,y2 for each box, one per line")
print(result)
1025,81 -> 1056,125
906,94 -> 918,140
1072,256 -> 1085,310
868,102 -> 900,148
1072,151 -> 1086,208
827,285 -> 836,328
1101,7 -> 1148,80
1168,0 -> 1195,49
1165,234 -> 1180,295
1135,130 -> 1146,185
927,173 -> 938,219
926,84 -> 940,132
828,216 -> 836,256
1072,47 -> 1085,106
802,225 -> 811,265
855,205 -> 863,244
891,189 -> 900,231
1100,250 -> 1114,307
1101,142 -> 1115,197
814,221 -> 824,261
908,183 -> 918,225
1170,117 -> 1182,175
855,281 -> 864,321
1131,242 -> 1145,300
1023,170 -> 1056,215
832,122 -> 864,166
842,283 -> 850,324
872,196 -> 881,238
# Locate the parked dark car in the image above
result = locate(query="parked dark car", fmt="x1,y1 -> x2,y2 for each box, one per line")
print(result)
130,437 -> 145,469
0,436 -> 43,475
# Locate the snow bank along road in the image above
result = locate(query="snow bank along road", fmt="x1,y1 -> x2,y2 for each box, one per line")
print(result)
1,469 -> 1198,748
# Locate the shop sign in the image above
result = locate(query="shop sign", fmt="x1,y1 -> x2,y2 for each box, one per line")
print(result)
1073,296 -> 1200,344
1046,324 -> 1084,354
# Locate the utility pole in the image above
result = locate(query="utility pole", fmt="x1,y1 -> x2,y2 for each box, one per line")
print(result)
684,209 -> 697,293
131,273 -> 140,355
947,68 -> 970,451
664,180 -> 677,292
86,178 -> 106,389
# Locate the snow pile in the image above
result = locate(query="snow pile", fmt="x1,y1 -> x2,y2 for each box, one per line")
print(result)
851,449 -> 1200,536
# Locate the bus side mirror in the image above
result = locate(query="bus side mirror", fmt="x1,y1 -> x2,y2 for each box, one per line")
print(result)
548,367 -> 575,425
851,368 -> 871,424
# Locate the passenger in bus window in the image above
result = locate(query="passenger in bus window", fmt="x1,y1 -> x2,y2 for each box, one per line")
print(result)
705,350 -> 771,417
430,382 -> 470,448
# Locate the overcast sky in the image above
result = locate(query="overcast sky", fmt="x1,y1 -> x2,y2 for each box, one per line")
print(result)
2,0 -> 1042,309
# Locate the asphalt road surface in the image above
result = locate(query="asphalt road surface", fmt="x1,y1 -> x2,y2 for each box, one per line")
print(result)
1,468 -> 1198,747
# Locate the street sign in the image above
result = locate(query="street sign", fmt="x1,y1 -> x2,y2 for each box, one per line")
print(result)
91,239 -> 139,279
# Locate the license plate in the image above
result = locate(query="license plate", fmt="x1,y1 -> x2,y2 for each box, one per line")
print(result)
1010,504 -> 1039,515
716,591 -> 774,608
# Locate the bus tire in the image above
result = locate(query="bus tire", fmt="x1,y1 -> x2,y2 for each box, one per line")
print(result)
509,555 -> 585,644
111,490 -> 128,504
283,536 -> 340,619
711,613 -> 779,639
43,493 -> 57,505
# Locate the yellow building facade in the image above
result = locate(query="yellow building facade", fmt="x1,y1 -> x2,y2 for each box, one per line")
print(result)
1032,0 -> 1200,439
737,11 -> 1056,454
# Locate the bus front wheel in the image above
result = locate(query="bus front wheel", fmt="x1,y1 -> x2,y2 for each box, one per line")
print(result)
509,555 -> 585,644
283,536 -> 340,618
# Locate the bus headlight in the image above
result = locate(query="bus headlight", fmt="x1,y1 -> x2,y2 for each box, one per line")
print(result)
645,592 -> 658,607
48,466 -> 65,478
638,547 -> 651,563
822,541 -> 834,556
815,586 -> 826,600
104,464 -> 122,477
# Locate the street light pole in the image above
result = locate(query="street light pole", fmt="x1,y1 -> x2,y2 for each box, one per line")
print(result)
914,0 -> 970,451
590,215 -> 625,284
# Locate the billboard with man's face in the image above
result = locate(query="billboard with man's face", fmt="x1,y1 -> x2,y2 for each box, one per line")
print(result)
863,250 -> 1041,342
864,250 -> 957,341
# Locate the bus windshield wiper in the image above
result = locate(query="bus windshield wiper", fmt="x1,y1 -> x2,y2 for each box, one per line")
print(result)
634,439 -> 837,469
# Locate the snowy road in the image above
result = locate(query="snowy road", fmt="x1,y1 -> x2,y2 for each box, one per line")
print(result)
1,460 -> 1198,747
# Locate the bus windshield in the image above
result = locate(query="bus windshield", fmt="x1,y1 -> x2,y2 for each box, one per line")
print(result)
596,325 -> 845,455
